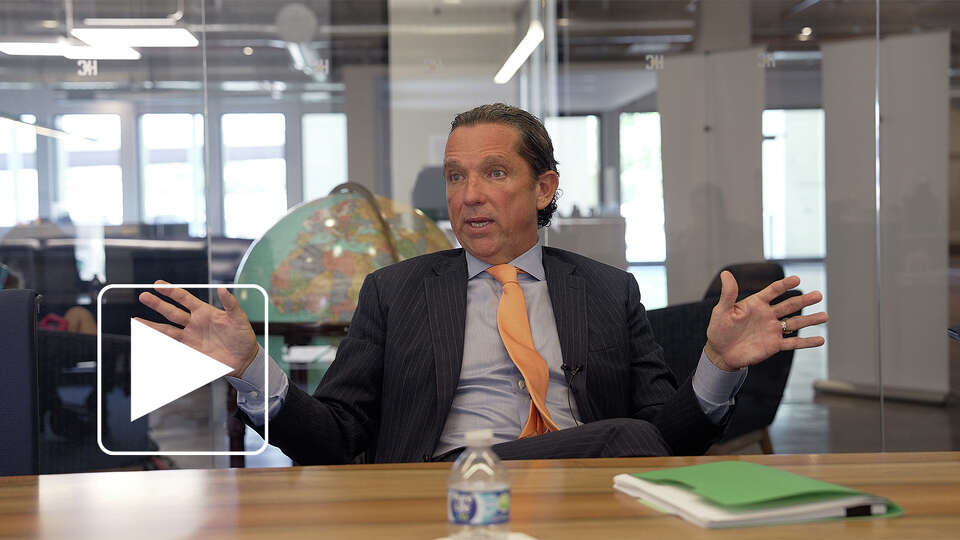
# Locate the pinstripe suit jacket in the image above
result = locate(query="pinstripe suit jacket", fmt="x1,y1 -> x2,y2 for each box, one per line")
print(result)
255,247 -> 724,464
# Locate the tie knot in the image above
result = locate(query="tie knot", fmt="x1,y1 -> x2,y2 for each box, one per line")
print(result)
486,264 -> 519,286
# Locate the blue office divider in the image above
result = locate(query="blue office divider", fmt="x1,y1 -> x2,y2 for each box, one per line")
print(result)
0,289 -> 40,476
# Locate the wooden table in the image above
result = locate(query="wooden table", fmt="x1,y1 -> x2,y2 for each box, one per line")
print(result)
1,452 -> 959,539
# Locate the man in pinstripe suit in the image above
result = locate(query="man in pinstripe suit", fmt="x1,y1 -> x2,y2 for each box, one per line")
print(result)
139,104 -> 828,464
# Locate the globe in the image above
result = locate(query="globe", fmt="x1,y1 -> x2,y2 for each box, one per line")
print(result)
234,186 -> 452,329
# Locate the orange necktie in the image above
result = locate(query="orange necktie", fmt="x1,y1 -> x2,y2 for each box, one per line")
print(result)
486,264 -> 559,438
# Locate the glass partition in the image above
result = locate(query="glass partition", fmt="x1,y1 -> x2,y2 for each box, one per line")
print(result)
55,113 -> 123,226
873,0 -> 958,452
0,117 -> 40,227
140,113 -> 205,236
4,0 -> 958,474
221,112 -> 287,239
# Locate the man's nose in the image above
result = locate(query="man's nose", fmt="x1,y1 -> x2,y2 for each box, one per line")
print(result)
462,175 -> 485,205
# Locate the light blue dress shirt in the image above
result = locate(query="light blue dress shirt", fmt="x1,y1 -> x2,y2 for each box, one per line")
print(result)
226,241 -> 747,454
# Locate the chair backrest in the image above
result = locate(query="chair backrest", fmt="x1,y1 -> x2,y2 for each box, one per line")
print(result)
0,289 -> 40,476
36,329 -> 146,473
411,166 -> 447,222
646,289 -> 801,443
703,262 -> 785,299
700,261 -> 798,441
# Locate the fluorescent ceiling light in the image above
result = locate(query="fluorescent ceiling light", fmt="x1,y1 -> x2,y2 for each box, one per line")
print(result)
0,42 -> 69,56
0,41 -> 140,60
71,27 -> 198,48
82,17 -> 177,26
494,21 -> 544,84
221,81 -> 264,92
62,44 -> 141,60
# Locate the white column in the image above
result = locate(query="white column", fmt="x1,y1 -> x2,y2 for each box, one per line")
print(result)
819,32 -> 950,401
878,32 -> 950,398
658,48 -> 765,304
344,65 -> 387,195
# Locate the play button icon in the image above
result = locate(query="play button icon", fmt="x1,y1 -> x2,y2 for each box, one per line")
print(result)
129,318 -> 234,422
98,282 -> 269,456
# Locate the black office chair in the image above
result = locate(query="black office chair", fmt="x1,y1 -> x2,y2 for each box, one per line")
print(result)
646,261 -> 799,454
0,289 -> 40,476
703,262 -> 785,299
411,166 -> 448,222
703,262 -> 797,454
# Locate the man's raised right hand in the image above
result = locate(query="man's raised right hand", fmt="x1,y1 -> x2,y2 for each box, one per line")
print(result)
136,280 -> 259,378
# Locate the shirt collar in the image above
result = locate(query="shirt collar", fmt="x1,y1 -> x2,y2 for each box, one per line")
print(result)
465,240 -> 545,281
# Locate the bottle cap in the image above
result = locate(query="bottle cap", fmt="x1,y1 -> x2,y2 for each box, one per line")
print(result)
464,428 -> 494,446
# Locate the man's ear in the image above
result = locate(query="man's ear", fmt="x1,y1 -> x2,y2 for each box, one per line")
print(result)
535,170 -> 559,210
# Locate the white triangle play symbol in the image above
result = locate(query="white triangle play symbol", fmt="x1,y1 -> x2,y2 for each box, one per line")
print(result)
130,318 -> 234,422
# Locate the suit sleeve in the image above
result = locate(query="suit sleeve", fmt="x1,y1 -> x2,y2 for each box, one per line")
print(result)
237,273 -> 386,465
625,275 -> 727,455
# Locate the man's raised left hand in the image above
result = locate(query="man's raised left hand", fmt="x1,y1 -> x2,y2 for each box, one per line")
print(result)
703,271 -> 828,372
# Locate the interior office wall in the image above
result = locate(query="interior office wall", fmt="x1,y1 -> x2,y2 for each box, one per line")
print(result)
343,65 -> 390,196
766,69 -> 822,110
821,33 -> 950,400
659,48 -> 765,304
950,107 -> 960,246
877,32 -> 949,397
694,0 -> 751,53
387,0 -> 520,206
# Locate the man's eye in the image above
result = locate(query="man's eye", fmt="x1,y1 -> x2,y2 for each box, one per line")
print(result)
448,173 -> 463,182
491,170 -> 506,178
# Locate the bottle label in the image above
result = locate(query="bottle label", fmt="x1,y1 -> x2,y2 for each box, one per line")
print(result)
447,488 -> 510,526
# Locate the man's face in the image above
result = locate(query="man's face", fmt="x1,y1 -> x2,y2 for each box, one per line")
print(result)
444,123 -> 558,265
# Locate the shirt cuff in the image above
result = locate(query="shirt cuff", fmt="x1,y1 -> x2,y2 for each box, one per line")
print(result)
691,350 -> 748,422
224,345 -> 289,425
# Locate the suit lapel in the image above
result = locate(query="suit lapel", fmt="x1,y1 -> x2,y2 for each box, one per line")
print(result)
425,251 -> 468,436
543,249 -> 594,422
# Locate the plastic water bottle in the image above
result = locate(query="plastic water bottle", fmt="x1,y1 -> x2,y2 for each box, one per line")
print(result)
447,429 -> 510,539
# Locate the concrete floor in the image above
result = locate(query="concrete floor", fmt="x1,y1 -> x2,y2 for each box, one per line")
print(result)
767,261 -> 960,455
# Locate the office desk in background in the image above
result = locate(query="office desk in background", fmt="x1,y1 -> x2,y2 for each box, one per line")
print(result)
1,452 -> 958,539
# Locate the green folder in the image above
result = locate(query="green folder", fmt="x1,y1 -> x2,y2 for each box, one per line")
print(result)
613,461 -> 902,528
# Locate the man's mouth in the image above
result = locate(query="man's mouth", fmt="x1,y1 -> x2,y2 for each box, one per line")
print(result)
465,218 -> 493,229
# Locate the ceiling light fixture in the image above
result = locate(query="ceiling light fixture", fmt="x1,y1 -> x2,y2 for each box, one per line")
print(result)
494,20 -> 544,84
71,0 -> 196,48
0,42 -> 69,56
62,43 -> 141,59
81,17 -> 177,27
71,27 -> 198,48
0,40 -> 140,60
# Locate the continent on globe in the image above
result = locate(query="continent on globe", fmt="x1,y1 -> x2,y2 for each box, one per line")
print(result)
235,189 -> 452,326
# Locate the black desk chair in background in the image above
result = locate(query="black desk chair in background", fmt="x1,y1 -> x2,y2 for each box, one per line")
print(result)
0,289 -> 40,476
703,262 -> 785,299
646,262 -> 799,454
